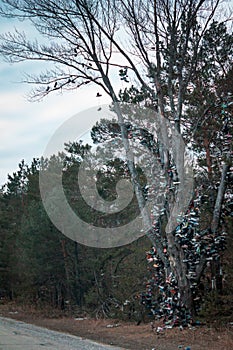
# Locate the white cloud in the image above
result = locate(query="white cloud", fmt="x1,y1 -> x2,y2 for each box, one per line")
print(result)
0,79 -> 111,186
0,15 -> 122,188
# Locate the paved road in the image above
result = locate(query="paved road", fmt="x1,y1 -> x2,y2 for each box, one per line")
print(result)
0,317 -> 124,350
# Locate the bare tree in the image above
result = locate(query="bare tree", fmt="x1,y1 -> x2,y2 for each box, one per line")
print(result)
0,0 -> 170,261
0,0 -> 232,318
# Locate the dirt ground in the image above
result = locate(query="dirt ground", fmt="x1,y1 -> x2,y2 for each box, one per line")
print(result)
0,303 -> 233,350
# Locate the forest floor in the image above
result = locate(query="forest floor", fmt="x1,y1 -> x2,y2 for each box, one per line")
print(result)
0,303 -> 233,350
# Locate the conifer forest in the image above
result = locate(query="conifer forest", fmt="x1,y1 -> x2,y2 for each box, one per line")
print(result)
0,0 -> 233,330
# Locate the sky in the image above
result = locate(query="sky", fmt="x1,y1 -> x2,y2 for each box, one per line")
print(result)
0,1 -> 232,187
0,17 -> 113,187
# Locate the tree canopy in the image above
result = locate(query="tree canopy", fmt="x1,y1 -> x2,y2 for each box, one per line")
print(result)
0,0 -> 232,327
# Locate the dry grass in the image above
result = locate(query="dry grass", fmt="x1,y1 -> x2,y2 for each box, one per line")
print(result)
1,302 -> 233,350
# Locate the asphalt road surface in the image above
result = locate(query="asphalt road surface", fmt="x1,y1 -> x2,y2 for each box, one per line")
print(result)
0,317 -> 124,350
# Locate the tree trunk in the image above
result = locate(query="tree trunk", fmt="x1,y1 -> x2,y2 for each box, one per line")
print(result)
203,134 -> 212,179
167,232 -> 194,314
73,242 -> 84,306
60,239 -> 72,308
211,163 -> 229,233
209,163 -> 229,294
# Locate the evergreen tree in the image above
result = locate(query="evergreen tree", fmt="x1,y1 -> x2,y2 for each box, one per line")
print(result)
0,0 -> 232,323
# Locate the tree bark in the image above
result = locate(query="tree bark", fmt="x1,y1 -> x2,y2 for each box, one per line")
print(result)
60,239 -> 72,308
211,163 -> 230,234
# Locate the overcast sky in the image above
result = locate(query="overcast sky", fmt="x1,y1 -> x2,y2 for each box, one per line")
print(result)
0,1 -> 232,187
0,17 -> 113,187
